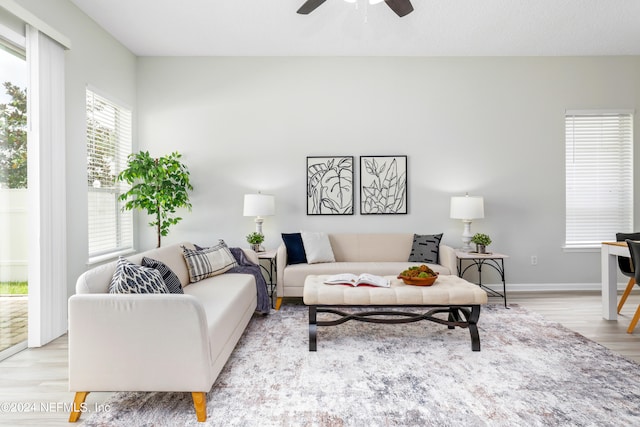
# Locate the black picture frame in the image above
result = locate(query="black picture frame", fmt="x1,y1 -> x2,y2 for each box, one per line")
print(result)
360,155 -> 408,215
307,156 -> 354,215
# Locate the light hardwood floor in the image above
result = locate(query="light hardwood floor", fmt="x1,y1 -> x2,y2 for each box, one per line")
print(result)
0,291 -> 639,426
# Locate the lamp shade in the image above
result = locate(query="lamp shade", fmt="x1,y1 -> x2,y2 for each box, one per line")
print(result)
243,194 -> 275,217
450,195 -> 484,220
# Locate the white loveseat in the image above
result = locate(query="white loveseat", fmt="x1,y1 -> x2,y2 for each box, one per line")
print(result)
67,243 -> 258,423
275,233 -> 456,309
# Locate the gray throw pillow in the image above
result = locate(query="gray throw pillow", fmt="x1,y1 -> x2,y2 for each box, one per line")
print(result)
109,257 -> 170,294
408,233 -> 443,264
142,257 -> 184,294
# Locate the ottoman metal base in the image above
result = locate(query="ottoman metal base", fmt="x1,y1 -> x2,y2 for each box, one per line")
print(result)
308,304 -> 482,352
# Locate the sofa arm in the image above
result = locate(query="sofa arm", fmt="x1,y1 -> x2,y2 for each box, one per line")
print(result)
276,244 -> 288,305
68,293 -> 214,392
439,244 -> 457,275
242,248 -> 259,264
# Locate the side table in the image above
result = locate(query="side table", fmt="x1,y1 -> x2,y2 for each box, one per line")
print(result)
256,249 -> 277,308
456,250 -> 509,308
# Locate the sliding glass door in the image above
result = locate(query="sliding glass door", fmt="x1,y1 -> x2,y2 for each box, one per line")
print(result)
0,36 -> 28,360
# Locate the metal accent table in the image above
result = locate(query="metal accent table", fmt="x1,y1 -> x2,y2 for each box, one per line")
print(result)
456,250 -> 509,308
257,249 -> 277,308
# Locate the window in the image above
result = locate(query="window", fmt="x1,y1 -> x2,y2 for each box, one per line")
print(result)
565,110 -> 633,248
86,88 -> 133,260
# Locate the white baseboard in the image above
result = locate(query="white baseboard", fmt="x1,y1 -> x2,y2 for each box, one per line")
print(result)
481,282 -> 627,293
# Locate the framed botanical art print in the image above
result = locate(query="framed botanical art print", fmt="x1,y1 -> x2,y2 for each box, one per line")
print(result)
360,155 -> 407,215
307,156 -> 354,215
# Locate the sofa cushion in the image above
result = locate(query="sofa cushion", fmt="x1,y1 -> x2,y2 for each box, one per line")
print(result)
142,257 -> 184,294
182,241 -> 238,283
329,233 -> 415,262
108,257 -> 170,294
408,233 -> 443,264
183,273 -> 257,365
281,233 -> 307,265
301,231 -> 335,264
126,242 -> 194,288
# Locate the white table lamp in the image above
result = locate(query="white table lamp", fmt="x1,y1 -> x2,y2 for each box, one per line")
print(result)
243,193 -> 275,235
450,193 -> 484,252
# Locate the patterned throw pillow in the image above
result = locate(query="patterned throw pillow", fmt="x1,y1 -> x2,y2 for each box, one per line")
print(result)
109,257 -> 170,294
182,240 -> 238,283
408,233 -> 443,264
141,257 -> 184,294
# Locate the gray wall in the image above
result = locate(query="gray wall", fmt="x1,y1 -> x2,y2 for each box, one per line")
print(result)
11,1 -> 640,293
137,56 -> 640,288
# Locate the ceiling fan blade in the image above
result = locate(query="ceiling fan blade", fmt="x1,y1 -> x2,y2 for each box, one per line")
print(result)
384,0 -> 414,17
297,0 -> 327,14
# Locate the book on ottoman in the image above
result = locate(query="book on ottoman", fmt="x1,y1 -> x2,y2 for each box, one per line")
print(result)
323,273 -> 390,288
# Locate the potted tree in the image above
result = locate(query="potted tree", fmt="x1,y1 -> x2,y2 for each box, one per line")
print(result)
118,151 -> 193,248
471,233 -> 492,254
246,232 -> 265,252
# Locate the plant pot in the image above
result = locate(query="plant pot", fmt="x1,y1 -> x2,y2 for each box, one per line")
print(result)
250,244 -> 261,252
476,244 -> 486,254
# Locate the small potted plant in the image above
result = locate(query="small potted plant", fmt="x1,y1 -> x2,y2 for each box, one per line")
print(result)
246,232 -> 265,252
471,233 -> 492,254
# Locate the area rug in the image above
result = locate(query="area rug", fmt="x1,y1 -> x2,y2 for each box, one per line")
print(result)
82,304 -> 640,427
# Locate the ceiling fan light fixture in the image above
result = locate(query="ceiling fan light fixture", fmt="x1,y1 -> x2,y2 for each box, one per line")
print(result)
300,0 -> 413,17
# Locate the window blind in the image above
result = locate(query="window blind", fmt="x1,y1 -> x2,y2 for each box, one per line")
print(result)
565,111 -> 633,248
86,89 -> 133,259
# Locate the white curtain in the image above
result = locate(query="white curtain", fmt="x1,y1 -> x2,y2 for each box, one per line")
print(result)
26,25 -> 67,347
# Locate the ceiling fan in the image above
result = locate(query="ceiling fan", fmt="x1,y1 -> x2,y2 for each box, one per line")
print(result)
297,0 -> 414,18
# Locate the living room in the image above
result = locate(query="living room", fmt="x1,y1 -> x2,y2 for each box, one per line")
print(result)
1,0 -> 640,425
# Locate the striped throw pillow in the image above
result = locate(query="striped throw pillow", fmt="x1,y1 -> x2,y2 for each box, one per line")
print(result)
182,241 -> 238,283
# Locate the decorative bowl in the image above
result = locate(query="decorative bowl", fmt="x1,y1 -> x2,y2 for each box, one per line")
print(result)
397,273 -> 438,286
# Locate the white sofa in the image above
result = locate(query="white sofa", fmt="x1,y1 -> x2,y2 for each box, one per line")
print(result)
67,243 -> 258,423
275,233 -> 456,309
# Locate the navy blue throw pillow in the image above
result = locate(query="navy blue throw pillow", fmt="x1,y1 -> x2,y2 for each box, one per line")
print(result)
281,233 -> 307,265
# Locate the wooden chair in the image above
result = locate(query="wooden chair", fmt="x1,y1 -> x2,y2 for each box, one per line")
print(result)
623,239 -> 640,334
615,232 -> 640,315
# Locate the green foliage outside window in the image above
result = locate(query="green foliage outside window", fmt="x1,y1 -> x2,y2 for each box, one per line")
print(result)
0,82 -> 27,189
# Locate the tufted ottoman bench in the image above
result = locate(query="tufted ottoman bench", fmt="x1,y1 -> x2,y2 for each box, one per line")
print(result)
303,274 -> 488,351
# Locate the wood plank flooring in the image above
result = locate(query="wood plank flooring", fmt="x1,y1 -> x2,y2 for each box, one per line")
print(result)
509,291 -> 640,363
0,291 -> 639,426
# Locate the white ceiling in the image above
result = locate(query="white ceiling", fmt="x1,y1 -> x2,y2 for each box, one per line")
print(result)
69,0 -> 640,57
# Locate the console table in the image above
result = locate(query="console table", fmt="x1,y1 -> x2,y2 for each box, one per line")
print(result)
456,250 -> 509,308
